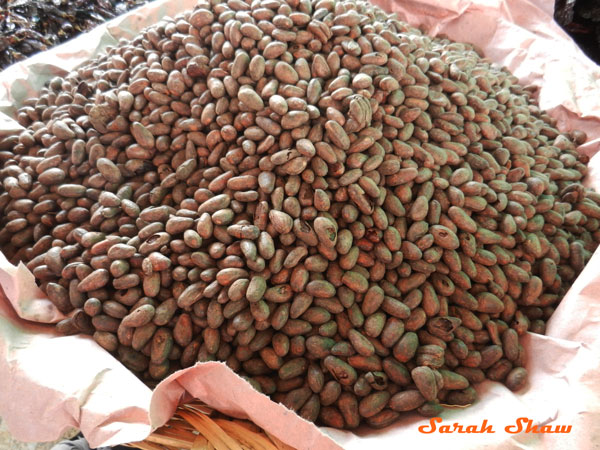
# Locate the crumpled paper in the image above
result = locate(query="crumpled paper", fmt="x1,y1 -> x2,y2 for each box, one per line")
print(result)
1,0 -> 600,448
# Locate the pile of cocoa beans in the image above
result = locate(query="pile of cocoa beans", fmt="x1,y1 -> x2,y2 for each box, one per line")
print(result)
0,0 -> 598,430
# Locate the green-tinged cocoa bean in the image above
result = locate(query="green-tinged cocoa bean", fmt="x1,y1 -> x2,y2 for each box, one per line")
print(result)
320,380 -> 342,406
173,314 -> 193,347
381,318 -> 405,348
246,276 -> 267,303
381,297 -> 411,319
390,390 -> 426,412
149,361 -> 170,380
307,363 -> 325,393
411,366 -> 438,401
116,319 -> 134,347
91,315 -> 120,333
505,367 -> 528,391
366,409 -> 401,428
348,329 -> 375,356
416,345 -> 445,369
103,301 -> 128,319
306,336 -> 335,358
502,328 -> 520,362
358,391 -> 390,418
177,282 -> 204,308
324,355 -> 358,386
487,359 -> 513,381
299,395 -> 321,422
93,331 -> 118,352
393,332 -> 419,362
46,282 -> 73,314
283,386 -> 312,412
319,407 -> 345,429
150,327 -> 173,364
122,304 -> 155,327
418,401 -> 444,417
290,293 -> 314,319
306,280 -> 336,298
348,355 -> 383,372
153,298 -> 177,326
118,346 -> 149,373
455,367 -> 486,384
132,322 -> 157,351
477,292 -> 504,314
279,357 -> 308,380
446,386 -> 477,406
382,358 -> 411,385
78,268 -> 110,292
439,369 -> 469,390
362,286 -> 385,316
480,345 -> 503,369
338,392 -> 360,429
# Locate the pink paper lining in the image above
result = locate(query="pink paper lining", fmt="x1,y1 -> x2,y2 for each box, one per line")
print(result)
1,0 -> 600,448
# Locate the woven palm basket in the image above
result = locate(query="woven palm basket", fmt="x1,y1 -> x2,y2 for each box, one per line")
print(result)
125,402 -> 296,450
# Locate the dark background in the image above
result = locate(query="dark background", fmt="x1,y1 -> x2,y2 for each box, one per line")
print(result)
0,0 -> 598,71
555,0 -> 600,64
